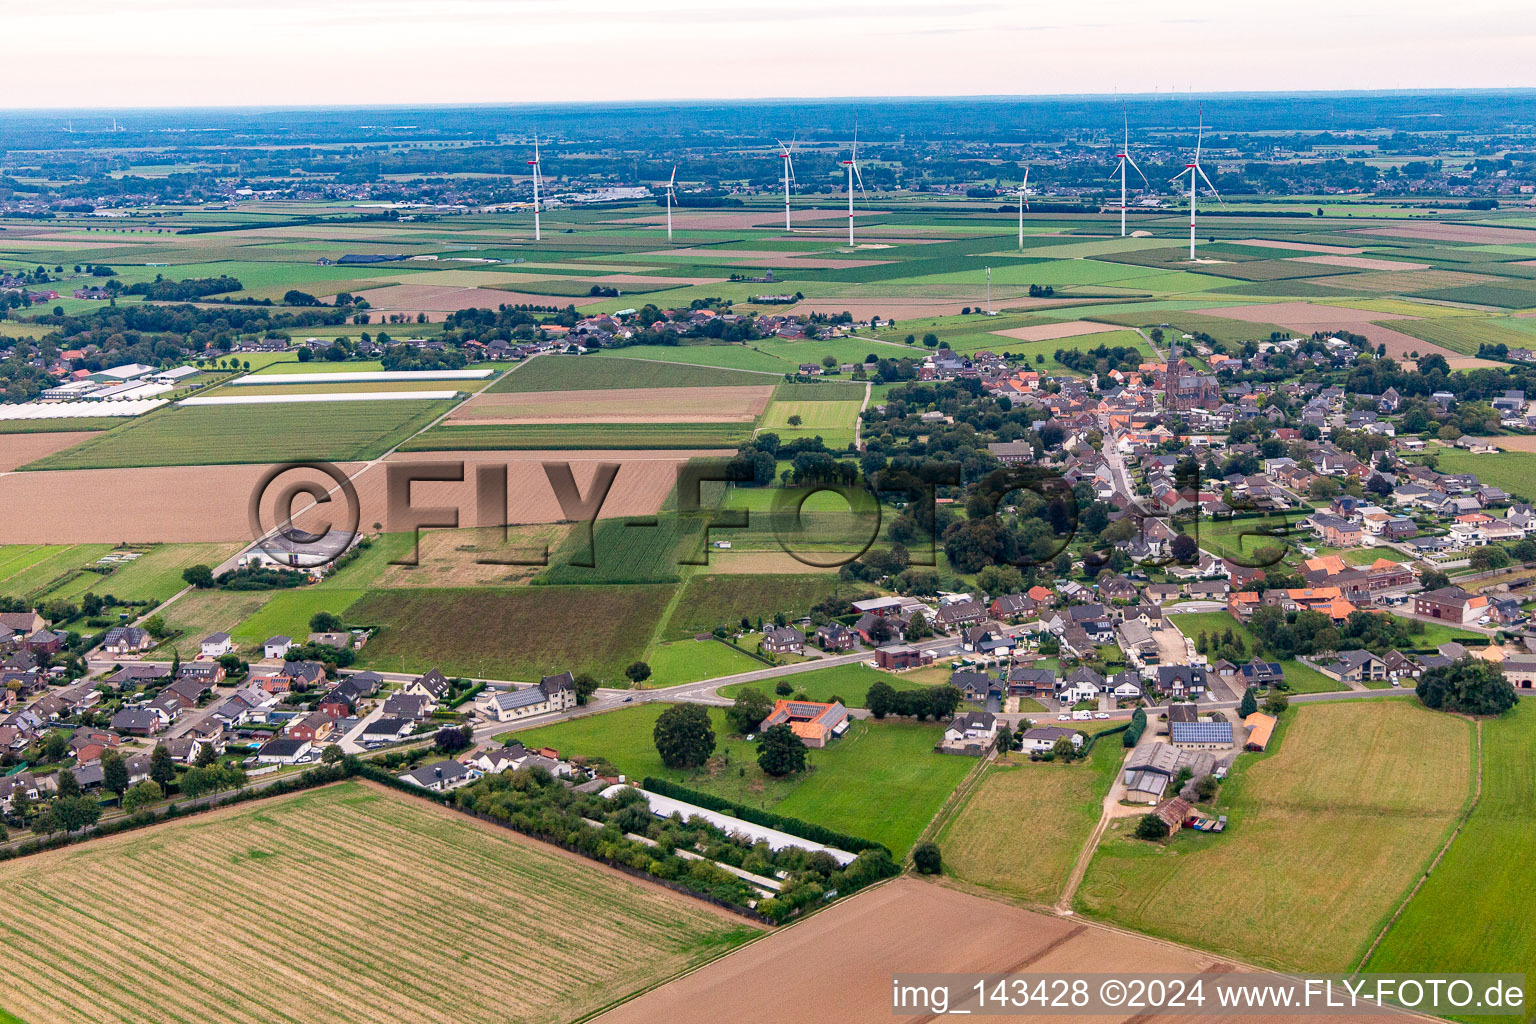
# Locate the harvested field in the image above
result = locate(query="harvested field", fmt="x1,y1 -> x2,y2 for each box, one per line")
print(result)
1288,254 -> 1430,272
400,422 -> 752,450
987,320 -> 1123,342
1230,238 -> 1364,254
1355,222 -> 1536,245
0,430 -> 102,471
488,356 -> 775,393
321,283 -> 606,320
699,550 -> 844,575
369,524 -> 572,588
1493,435 -> 1536,452
597,877 -> 1271,1024
1198,302 -> 1454,361
0,781 -> 756,1024
446,385 -> 773,424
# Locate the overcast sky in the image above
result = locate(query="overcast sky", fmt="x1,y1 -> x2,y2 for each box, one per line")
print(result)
10,0 -> 1536,108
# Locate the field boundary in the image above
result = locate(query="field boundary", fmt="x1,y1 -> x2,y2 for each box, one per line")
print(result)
1351,716 -> 1484,974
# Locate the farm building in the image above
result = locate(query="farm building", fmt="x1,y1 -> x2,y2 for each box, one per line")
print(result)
1170,718 -> 1234,750
1244,712 -> 1277,751
759,699 -> 849,748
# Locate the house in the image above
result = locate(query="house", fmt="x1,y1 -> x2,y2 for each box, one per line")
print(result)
101,626 -> 152,656
285,711 -> 335,744
1169,717 -> 1234,749
1007,666 -> 1057,698
109,706 -> 167,737
952,670 -> 996,703
761,627 -> 805,655
989,593 -> 1038,621
1244,712 -> 1277,751
279,660 -> 328,691
1155,665 -> 1208,698
401,668 -> 452,702
1383,650 -> 1420,681
939,711 -> 1000,756
315,688 -> 355,721
1020,726 -> 1085,755
815,622 -> 858,651
759,699 -> 850,748
934,600 -> 985,632
102,663 -> 170,690
263,636 -> 293,659
200,632 -> 233,658
399,760 -> 481,792
539,672 -> 578,712
1488,596 -> 1527,627
1319,650 -> 1387,684
874,644 -> 934,670
382,692 -> 434,720
1413,587 -> 1488,625
1501,655 -> 1536,689
1237,659 -> 1284,687
255,738 -> 313,765
359,717 -> 414,746
479,685 -> 559,722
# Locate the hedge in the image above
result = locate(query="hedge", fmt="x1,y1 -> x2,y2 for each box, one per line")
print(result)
1122,707 -> 1147,748
640,776 -> 888,856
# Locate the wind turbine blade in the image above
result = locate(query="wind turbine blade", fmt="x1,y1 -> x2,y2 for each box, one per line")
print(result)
1197,164 -> 1224,203
1194,115 -> 1203,165
1125,153 -> 1150,187
1169,169 -> 1190,185
669,165 -> 677,187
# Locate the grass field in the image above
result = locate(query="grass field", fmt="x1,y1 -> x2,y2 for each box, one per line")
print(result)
61,542 -> 244,604
1363,701 -> 1536,1000
1076,700 -> 1474,972
487,354 -> 775,392
536,515 -> 695,586
0,781 -> 757,1024
398,421 -> 749,451
159,588 -> 273,656
660,573 -> 851,639
0,543 -> 116,600
644,637 -> 765,686
1167,610 -> 1348,693
230,588 -> 367,649
938,742 -> 1123,906
26,400 -> 455,469
1387,315 -> 1536,355
1431,448 -> 1536,501
719,662 -> 921,708
509,705 -> 971,855
0,418 -> 125,433
757,400 -> 861,448
351,585 -> 676,682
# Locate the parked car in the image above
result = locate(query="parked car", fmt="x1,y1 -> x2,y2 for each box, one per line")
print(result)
1057,713 -> 1071,721
1094,712 -> 1110,720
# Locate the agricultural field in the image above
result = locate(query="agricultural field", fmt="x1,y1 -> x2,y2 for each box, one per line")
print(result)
1076,700 -> 1475,972
660,573 -> 851,639
1387,315 -> 1536,355
0,543 -> 117,601
757,399 -> 862,448
0,781 -> 757,1024
38,542 -> 245,606
350,584 -> 676,682
1363,701 -> 1536,989
643,636 -> 766,686
487,354 -> 776,392
26,400 -> 456,469
1430,448 -> 1536,501
938,741 -> 1123,906
447,385 -> 771,424
399,420 -> 750,451
158,588 -> 274,657
229,588 -> 367,649
511,705 -> 971,855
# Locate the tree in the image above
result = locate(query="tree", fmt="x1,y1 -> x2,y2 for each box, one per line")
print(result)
50,794 -> 100,833
1417,658 -> 1517,716
1420,570 -> 1451,591
149,744 -> 177,788
756,723 -> 808,776
1170,533 -> 1198,564
1239,686 -> 1259,717
726,687 -> 774,735
996,725 -> 1013,753
193,740 -> 219,767
1262,693 -> 1290,716
572,672 -> 599,706
182,564 -> 215,589
1134,813 -> 1170,840
321,744 -> 345,764
1194,774 -> 1220,802
101,749 -> 129,797
775,680 -> 793,697
625,661 -> 652,684
912,841 -> 942,874
435,725 -> 472,753
905,610 -> 932,640
925,684 -> 962,720
310,611 -> 344,632
787,414 -> 803,426
865,681 -> 897,719
653,704 -> 715,769
1051,736 -> 1078,761
54,767 -> 80,799
121,779 -> 162,814
42,730 -> 69,762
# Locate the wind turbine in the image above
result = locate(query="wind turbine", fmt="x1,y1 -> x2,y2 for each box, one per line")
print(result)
1016,166 -> 1030,250
527,135 -> 544,242
840,127 -> 866,247
1170,114 -> 1222,260
1111,108 -> 1149,238
776,137 -> 796,232
664,165 -> 678,242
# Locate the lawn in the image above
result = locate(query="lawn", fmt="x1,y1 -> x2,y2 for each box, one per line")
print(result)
757,400 -> 861,448
1166,610 -> 1346,693
719,662 -> 922,709
1076,700 -> 1475,972
938,741 -> 1124,906
230,588 -> 366,649
350,584 -> 676,683
1364,701 -> 1536,996
644,637 -> 765,686
397,421 -> 750,451
26,400 -> 456,469
488,353 -> 778,392
509,705 -> 972,855
0,781 -> 757,1024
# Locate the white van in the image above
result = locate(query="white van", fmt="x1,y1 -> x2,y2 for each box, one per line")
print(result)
1072,710 -> 1093,721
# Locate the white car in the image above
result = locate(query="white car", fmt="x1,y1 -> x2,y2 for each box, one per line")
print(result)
1094,712 -> 1110,720
1057,713 -> 1071,721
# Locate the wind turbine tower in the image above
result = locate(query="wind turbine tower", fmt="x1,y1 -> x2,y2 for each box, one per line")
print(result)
1016,166 -> 1030,250
664,166 -> 678,242
776,138 -> 796,232
1111,109 -> 1149,238
528,135 -> 544,242
1170,115 -> 1222,260
840,128 -> 866,247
